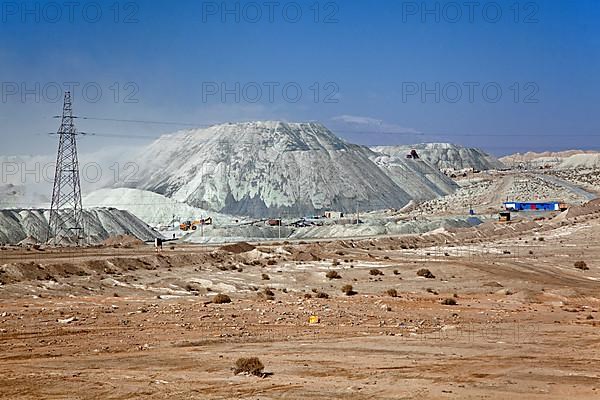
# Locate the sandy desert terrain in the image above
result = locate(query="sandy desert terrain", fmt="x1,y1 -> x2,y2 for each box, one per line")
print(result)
1,199 -> 599,399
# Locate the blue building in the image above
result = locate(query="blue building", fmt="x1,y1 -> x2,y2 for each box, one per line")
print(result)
503,202 -> 568,212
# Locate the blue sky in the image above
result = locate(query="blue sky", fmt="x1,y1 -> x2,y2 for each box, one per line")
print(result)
1,0 -> 599,155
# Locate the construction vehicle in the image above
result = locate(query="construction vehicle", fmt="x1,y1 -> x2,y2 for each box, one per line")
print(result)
179,217 -> 212,231
498,211 -> 511,223
406,149 -> 420,159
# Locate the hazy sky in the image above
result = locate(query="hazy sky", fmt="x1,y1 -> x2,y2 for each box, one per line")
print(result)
1,0 -> 599,155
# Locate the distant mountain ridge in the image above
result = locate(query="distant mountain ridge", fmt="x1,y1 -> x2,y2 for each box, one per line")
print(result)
371,143 -> 504,172
500,150 -> 600,168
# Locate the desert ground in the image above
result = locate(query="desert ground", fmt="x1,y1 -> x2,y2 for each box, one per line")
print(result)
1,197 -> 599,399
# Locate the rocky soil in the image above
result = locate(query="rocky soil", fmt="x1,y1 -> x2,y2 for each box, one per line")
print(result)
1,199 -> 599,399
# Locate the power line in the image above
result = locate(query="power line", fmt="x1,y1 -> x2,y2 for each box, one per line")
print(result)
53,115 -> 216,127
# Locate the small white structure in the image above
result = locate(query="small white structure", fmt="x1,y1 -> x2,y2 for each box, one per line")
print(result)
324,211 -> 344,219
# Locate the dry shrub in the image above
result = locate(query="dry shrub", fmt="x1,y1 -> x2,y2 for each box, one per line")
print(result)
417,268 -> 435,279
441,298 -> 457,305
393,269 -> 400,275
341,284 -> 356,296
234,357 -> 264,376
316,291 -> 329,299
574,261 -> 589,270
261,273 -> 270,280
385,288 -> 398,297
326,270 -> 341,279
369,269 -> 383,276
212,294 -> 231,304
303,293 -> 312,299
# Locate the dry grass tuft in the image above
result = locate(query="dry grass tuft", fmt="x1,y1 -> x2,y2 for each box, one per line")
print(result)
326,270 -> 342,279
441,298 -> 457,305
417,268 -> 435,279
574,261 -> 589,270
341,284 -> 356,296
212,294 -> 231,304
234,357 -> 265,376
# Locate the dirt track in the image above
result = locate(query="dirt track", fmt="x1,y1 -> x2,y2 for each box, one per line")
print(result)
1,201 -> 600,399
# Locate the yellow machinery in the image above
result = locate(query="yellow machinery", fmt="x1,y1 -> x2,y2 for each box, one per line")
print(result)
179,217 -> 212,231
498,211 -> 511,223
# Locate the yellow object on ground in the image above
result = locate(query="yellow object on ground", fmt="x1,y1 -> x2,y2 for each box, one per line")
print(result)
308,315 -> 320,324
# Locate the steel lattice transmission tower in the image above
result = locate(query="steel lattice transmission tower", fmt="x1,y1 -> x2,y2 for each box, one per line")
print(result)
47,92 -> 84,245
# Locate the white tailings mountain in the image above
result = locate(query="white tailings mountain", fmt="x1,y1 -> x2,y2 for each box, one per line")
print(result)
115,122 -> 457,218
0,208 -> 159,245
371,143 -> 504,172
371,155 -> 457,200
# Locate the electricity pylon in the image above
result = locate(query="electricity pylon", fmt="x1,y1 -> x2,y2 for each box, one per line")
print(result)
47,92 -> 84,245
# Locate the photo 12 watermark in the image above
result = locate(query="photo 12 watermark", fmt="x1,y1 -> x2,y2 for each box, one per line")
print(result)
401,1 -> 540,24
401,81 -> 540,104
1,161 -> 140,186
1,81 -> 140,104
201,1 -> 339,23
201,81 -> 340,104
1,1 -> 140,24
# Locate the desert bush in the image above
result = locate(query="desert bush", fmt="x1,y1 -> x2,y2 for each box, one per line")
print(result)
261,273 -> 270,280
574,261 -> 589,270
417,268 -> 435,279
441,298 -> 457,305
303,293 -> 312,299
263,288 -> 275,296
332,259 -> 340,266
212,294 -> 231,304
385,288 -> 398,297
185,283 -> 200,292
341,284 -> 356,295
393,269 -> 400,275
369,269 -> 384,276
234,357 -> 264,376
316,291 -> 329,299
326,270 -> 341,279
